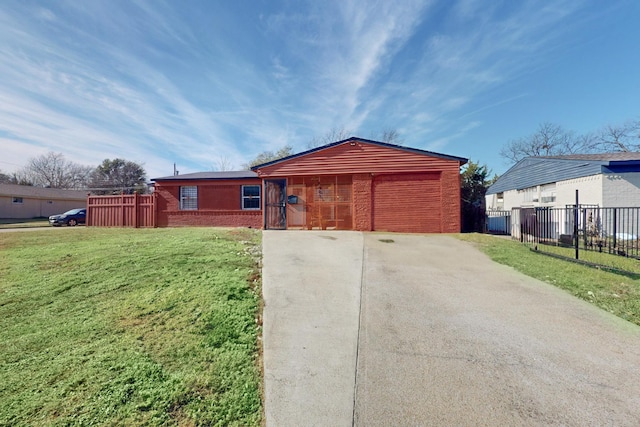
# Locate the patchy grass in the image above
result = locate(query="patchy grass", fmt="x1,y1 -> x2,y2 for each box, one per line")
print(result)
456,233 -> 640,327
0,227 -> 262,426
0,218 -> 49,228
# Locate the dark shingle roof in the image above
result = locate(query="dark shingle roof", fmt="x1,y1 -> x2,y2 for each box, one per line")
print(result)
0,183 -> 87,200
487,152 -> 640,195
152,171 -> 258,181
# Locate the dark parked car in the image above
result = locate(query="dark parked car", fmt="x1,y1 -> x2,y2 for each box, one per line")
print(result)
49,208 -> 86,226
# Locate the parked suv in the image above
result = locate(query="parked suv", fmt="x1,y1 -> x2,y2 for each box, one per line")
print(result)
49,208 -> 86,226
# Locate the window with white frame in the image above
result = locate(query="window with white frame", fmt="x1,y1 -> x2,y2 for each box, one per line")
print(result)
12,197 -> 23,204
520,186 -> 538,203
179,186 -> 198,210
242,185 -> 260,210
540,183 -> 556,204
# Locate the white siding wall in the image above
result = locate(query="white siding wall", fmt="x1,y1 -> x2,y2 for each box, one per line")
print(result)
502,189 -> 526,210
0,196 -> 85,219
602,173 -> 640,207
556,175 -> 603,207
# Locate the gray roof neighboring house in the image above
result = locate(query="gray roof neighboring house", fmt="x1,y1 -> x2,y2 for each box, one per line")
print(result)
152,171 -> 259,181
487,153 -> 640,195
0,183 -> 87,200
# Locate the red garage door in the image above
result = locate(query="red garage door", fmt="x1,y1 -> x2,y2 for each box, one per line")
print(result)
373,173 -> 442,233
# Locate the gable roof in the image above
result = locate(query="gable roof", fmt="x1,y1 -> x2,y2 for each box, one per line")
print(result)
487,152 -> 640,194
251,136 -> 468,170
0,183 -> 87,200
152,170 -> 258,181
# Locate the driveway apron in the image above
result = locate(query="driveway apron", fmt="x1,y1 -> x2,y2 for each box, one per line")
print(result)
262,231 -> 640,426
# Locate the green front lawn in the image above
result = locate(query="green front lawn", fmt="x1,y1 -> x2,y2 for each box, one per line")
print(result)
457,233 -> 640,327
0,227 -> 262,426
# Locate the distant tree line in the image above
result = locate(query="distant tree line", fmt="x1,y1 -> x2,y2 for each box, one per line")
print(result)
0,152 -> 147,194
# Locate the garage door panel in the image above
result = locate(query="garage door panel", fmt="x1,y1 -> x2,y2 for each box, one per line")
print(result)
373,173 -> 441,233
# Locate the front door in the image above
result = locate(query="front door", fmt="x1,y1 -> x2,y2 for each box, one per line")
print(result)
265,179 -> 286,230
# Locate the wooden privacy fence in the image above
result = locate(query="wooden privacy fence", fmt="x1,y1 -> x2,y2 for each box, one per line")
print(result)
87,193 -> 156,227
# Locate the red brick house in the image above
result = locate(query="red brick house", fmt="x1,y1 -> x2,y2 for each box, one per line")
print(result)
153,171 -> 263,228
152,137 -> 467,233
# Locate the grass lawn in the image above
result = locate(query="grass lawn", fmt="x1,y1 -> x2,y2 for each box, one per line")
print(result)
531,242 -> 640,274
0,227 -> 262,426
0,218 -> 50,228
456,233 -> 640,327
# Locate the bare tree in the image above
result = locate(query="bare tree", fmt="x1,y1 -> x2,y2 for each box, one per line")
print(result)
0,170 -> 13,184
212,157 -> 234,171
243,145 -> 294,170
500,118 -> 640,164
592,119 -> 640,152
20,152 -> 93,189
307,127 -> 352,149
371,128 -> 404,145
499,123 -> 584,163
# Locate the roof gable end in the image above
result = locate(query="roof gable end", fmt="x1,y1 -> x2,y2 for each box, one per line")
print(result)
252,137 -> 467,176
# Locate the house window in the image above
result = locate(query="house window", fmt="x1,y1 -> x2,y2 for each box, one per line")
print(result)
12,197 -> 23,204
521,187 -> 538,203
180,186 -> 198,210
242,185 -> 261,210
540,183 -> 556,204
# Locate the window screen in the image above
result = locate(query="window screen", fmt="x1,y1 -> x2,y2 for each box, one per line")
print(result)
242,185 -> 261,210
180,186 -> 197,210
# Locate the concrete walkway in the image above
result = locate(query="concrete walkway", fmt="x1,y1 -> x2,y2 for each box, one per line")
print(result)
262,231 -> 640,426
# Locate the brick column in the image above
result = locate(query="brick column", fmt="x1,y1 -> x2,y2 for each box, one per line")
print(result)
353,173 -> 372,231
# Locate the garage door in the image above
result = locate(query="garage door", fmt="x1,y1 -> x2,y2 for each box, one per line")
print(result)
373,173 -> 442,233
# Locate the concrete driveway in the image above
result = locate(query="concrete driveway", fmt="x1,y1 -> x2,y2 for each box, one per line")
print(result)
262,231 -> 640,426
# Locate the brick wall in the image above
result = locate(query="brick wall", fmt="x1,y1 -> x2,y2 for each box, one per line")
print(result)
557,175 -> 603,207
603,173 -> 640,207
440,169 -> 462,233
351,170 -> 462,233
353,174 -> 373,231
159,210 -> 262,228
155,180 -> 262,228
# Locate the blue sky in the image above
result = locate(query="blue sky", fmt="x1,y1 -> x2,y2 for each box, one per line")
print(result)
0,0 -> 638,180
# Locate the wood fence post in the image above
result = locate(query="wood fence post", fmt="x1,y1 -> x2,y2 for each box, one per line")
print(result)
86,194 -> 91,227
121,193 -> 125,227
153,192 -> 158,228
133,192 -> 139,228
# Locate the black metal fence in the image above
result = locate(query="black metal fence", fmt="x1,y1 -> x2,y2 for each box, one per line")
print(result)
487,206 -> 640,272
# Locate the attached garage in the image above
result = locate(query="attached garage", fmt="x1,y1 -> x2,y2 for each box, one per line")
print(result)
253,137 -> 467,233
372,173 -> 442,233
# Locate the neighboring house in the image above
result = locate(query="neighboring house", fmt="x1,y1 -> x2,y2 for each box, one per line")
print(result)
0,183 -> 87,219
152,137 -> 468,233
486,153 -> 640,211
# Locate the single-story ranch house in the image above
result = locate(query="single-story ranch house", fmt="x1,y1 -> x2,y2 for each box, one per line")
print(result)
152,137 -> 468,233
0,183 -> 87,219
486,153 -> 640,211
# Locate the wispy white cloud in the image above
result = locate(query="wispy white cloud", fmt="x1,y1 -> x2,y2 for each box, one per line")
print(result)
0,0 -> 598,180
359,0 -> 588,147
